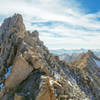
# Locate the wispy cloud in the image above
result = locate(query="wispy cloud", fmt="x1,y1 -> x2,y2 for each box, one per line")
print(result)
0,0 -> 100,49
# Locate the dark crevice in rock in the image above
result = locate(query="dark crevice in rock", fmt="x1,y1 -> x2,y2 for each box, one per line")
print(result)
15,70 -> 44,100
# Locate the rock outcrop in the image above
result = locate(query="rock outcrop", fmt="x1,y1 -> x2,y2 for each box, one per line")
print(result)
0,14 -> 100,100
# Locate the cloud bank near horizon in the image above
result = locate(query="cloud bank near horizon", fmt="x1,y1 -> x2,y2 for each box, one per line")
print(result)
0,0 -> 100,49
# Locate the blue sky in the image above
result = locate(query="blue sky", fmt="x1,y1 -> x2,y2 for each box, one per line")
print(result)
78,0 -> 100,13
0,0 -> 100,50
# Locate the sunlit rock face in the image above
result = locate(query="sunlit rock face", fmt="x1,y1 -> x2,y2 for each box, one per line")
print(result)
0,14 -> 99,100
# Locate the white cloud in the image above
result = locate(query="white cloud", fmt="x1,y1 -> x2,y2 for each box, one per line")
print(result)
0,0 -> 100,49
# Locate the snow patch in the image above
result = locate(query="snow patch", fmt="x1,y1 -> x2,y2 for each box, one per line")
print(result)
70,76 -> 76,83
68,80 -> 72,87
88,75 -> 93,81
49,79 -> 62,87
0,83 -> 4,91
93,58 -> 100,68
49,80 -> 53,85
83,99 -> 89,100
54,72 -> 60,80
25,92 -> 30,96
23,41 -> 26,45
5,66 -> 12,78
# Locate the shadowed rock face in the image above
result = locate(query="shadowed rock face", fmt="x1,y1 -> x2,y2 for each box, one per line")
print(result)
0,14 -> 25,37
0,14 -> 100,100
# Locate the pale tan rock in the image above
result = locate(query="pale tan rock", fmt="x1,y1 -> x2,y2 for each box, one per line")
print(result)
36,76 -> 62,100
5,56 -> 33,89
14,93 -> 25,100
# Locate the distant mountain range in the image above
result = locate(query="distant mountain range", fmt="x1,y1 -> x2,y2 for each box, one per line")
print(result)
50,48 -> 100,56
59,53 -> 82,63
50,49 -> 100,63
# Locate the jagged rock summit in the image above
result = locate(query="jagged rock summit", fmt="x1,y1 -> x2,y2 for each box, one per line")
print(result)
0,14 -> 100,100
0,14 -> 25,40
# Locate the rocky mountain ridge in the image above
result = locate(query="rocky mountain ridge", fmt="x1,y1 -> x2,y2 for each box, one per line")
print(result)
59,53 -> 82,63
0,14 -> 100,100
68,50 -> 100,100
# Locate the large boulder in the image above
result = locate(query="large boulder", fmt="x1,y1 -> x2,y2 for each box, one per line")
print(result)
5,56 -> 33,89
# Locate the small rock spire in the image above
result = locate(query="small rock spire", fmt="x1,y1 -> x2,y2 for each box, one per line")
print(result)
0,13 -> 26,39
87,50 -> 95,57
